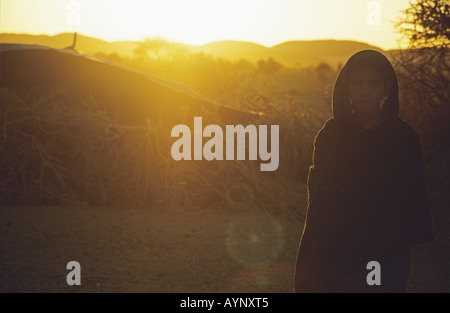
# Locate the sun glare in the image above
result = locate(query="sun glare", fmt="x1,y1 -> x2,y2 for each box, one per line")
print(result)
111,0 -> 287,46
1,0 -> 412,49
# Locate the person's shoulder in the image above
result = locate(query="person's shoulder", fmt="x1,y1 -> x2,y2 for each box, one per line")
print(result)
387,117 -> 423,153
389,117 -> 420,141
316,117 -> 336,136
314,118 -> 336,143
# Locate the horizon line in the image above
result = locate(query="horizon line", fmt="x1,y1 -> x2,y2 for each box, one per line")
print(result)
1,31 -> 408,51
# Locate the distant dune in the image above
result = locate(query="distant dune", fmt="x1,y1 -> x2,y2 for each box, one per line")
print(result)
1,33 -> 387,67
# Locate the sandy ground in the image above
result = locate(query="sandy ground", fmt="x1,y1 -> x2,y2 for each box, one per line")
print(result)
0,204 -> 448,293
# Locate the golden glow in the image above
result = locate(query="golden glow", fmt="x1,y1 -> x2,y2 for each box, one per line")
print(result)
1,0 -> 411,49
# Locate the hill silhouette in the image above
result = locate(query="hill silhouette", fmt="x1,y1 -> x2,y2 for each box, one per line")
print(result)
193,39 -> 386,67
1,33 -> 386,67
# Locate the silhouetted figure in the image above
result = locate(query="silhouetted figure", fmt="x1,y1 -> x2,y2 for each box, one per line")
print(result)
64,32 -> 78,51
294,50 -> 434,293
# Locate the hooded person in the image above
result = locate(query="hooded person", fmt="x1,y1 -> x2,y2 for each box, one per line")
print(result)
294,50 -> 434,293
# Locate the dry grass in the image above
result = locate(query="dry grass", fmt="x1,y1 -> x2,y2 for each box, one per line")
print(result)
1,67 -> 446,242
0,87 -> 310,225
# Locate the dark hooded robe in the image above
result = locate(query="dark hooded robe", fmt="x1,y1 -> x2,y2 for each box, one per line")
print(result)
294,50 -> 434,293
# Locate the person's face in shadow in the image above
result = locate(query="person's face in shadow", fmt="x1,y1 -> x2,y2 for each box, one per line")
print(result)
349,67 -> 391,116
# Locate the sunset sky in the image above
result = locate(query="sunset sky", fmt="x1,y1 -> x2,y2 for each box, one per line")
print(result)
1,0 -> 412,50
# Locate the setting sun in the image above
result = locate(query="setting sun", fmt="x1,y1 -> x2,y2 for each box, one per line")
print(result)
1,0 -> 411,49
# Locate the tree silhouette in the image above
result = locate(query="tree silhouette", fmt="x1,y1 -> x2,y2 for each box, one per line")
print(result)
393,0 -> 449,242
257,57 -> 283,75
396,0 -> 449,49
394,0 -> 449,105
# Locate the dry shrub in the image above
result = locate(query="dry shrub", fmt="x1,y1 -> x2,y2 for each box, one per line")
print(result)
0,87 -> 311,223
395,61 -> 450,243
0,87 -> 162,207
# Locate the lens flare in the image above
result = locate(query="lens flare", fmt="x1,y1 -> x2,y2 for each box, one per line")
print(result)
226,211 -> 284,268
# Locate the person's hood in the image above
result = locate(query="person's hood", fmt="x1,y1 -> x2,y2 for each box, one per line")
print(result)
332,50 -> 399,127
